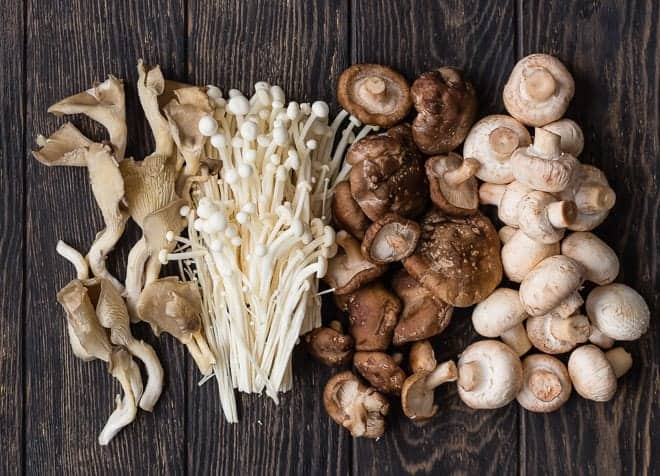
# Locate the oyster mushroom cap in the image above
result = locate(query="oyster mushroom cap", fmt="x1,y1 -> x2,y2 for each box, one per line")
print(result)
403,210 -> 502,307
426,153 -> 480,215
331,181 -> 371,240
503,53 -> 575,127
401,360 -> 458,421
526,313 -> 591,354
337,64 -> 412,127
542,118 -> 584,156
559,164 -> 616,231
585,284 -> 650,341
361,213 -> 421,264
33,122 -> 92,167
347,282 -> 401,351
143,198 -> 189,258
568,345 -> 632,402
463,115 -> 532,184
354,351 -> 407,395
561,232 -> 620,285
517,354 -> 572,412
501,229 -> 560,283
303,326 -> 354,367
137,60 -> 174,159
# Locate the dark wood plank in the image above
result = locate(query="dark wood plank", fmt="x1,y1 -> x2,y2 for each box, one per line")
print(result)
0,1 -> 25,475
519,2 -> 660,475
350,1 -> 518,474
24,1 -> 187,474
185,1 -> 351,474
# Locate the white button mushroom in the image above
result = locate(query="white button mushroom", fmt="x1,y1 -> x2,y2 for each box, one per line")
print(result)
516,190 -> 577,244
500,228 -> 560,283
517,354 -> 572,412
479,181 -> 532,226
585,283 -> 650,341
559,164 -> 617,231
568,345 -> 632,402
526,313 -> 591,354
542,118 -> 584,156
561,232 -> 620,285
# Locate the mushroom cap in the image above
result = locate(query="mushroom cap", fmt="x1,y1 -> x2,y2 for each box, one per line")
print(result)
516,190 -> 576,244
411,67 -> 478,154
542,119 -> 584,156
391,270 -> 453,345
143,198 -> 189,255
586,284 -> 650,341
516,354 -> 571,412
401,360 -> 458,421
519,255 -> 584,316
337,64 -> 412,127
409,340 -> 437,373
561,232 -> 619,285
354,351 -> 406,395
503,54 -> 575,126
457,340 -> 523,409
403,210 -> 502,307
567,345 -> 617,401
559,164 -> 616,231
361,213 -> 421,264
347,282 -> 401,351
472,288 -> 527,337
426,153 -> 480,215
33,122 -> 92,167
323,371 -> 390,438
526,314 -> 590,354
501,229 -> 560,283
331,181 -> 371,240
463,115 -> 532,184
304,326 -> 354,367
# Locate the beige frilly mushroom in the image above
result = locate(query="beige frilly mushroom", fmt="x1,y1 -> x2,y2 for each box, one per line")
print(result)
137,60 -> 175,159
33,122 -> 92,167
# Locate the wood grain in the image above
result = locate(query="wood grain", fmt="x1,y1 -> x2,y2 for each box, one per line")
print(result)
519,1 -> 660,475
184,1 -> 351,475
350,1 -> 519,474
24,1 -> 187,474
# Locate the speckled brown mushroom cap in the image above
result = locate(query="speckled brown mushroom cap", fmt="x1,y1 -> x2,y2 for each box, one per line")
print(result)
337,64 -> 412,127
347,282 -> 401,351
403,210 -> 502,307
426,153 -> 480,215
304,326 -> 354,367
361,213 -> 421,264
354,351 -> 406,395
411,67 -> 478,155
331,181 -> 371,240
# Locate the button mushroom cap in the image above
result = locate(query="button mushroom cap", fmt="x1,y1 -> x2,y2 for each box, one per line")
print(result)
517,354 -> 572,413
457,340 -> 523,409
542,119 -> 584,156
411,67 -> 478,155
347,282 -> 401,351
471,288 -> 531,356
519,255 -> 585,316
585,284 -> 650,341
568,345 -> 632,402
403,210 -> 502,307
561,232 -> 620,285
526,313 -> 591,354
304,325 -> 354,367
409,340 -> 437,373
500,228 -> 560,283
354,351 -> 407,395
478,181 -> 533,227
516,190 -> 577,244
337,64 -> 412,127
463,115 -> 532,184
426,153 -> 481,216
331,181 -> 371,240
401,360 -> 458,421
558,164 -> 616,231
391,270 -> 453,345
503,53 -> 575,127
323,371 -> 390,438
361,213 -> 421,264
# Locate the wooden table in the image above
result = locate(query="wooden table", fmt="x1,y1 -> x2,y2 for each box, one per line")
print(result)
1,1 -> 658,474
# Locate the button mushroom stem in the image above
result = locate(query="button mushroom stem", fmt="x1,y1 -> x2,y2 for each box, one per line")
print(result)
442,157 -> 481,186
589,325 -> 615,349
528,368 -> 563,402
364,76 -> 387,100
478,183 -> 505,207
605,347 -> 633,378
574,184 -> 617,213
546,200 -> 578,228
531,127 -> 562,157
56,240 -> 89,279
457,361 -> 480,392
489,126 -> 521,158
549,314 -> 591,343
524,68 -> 557,101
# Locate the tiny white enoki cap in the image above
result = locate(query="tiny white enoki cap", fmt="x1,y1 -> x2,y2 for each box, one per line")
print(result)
206,85 -> 223,99
196,197 -> 216,219
225,224 -> 239,239
254,244 -> 267,257
193,218 -> 206,232
207,212 -> 227,232
306,139 -> 318,150
224,168 -> 239,184
254,81 -> 270,91
211,133 -> 227,149
199,115 -> 218,136
165,231 -> 175,242
235,211 -> 249,224
311,101 -> 329,118
158,249 -> 169,265
237,163 -> 253,178
228,88 -> 242,98
179,205 -> 191,217
243,149 -> 257,163
228,95 -> 250,116
240,121 -> 258,141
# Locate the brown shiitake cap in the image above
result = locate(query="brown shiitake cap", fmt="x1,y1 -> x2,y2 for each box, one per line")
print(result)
337,64 -> 412,127
516,354 -> 571,412
304,326 -> 354,367
411,67 -> 478,155
403,210 -> 502,307
354,351 -> 406,395
361,213 -> 421,264
331,181 -> 371,240
426,153 -> 480,216
347,282 -> 401,351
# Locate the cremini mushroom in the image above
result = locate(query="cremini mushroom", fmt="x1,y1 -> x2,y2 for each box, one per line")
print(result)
411,67 -> 478,154
401,360 -> 458,421
403,210 -> 502,307
354,351 -> 406,395
503,53 -> 575,127
409,340 -> 437,373
426,153 -> 480,215
361,213 -> 420,264
323,371 -> 390,438
471,288 -> 531,356
526,313 -> 591,354
331,181 -> 371,240
136,60 -> 174,159
33,122 -> 92,167
463,115 -> 531,184
137,277 -> 216,375
391,270 -> 453,345
542,118 -> 584,156
510,128 -> 579,193
561,232 -> 619,285
516,190 -> 577,244
585,284 -> 650,341
568,345 -> 632,402
303,321 -> 354,367
517,354 -> 571,412
347,282 -> 401,351
457,340 -> 523,409
478,181 -> 532,226
588,325 -> 615,350
559,164 -> 616,231
500,228 -> 560,283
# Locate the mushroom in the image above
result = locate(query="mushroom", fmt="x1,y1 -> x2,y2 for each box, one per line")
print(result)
354,351 -> 406,395
561,232 -> 619,285
337,64 -> 412,127
526,314 -> 591,354
588,325 -> 615,350
542,118 -> 584,156
303,322 -> 354,366
426,153 -> 480,215
137,277 -> 216,375
516,354 -> 572,412
516,190 -> 577,244
403,210 -> 502,307
401,360 -> 458,421
559,164 -> 616,231
411,67 -> 478,154
409,340 -> 437,373
48,75 -> 127,159
347,282 -> 401,351
500,228 -> 560,283
33,122 -> 92,167
510,128 -> 579,193
136,60 -> 174,159
471,288 -> 531,356
331,181 -> 371,240
503,53 -> 575,127
323,371 -> 390,438
391,269 -> 453,345
324,231 -> 387,295
463,115 -> 532,184
585,284 -> 650,341
361,213 -> 420,264
519,255 -> 584,317
457,340 -> 523,409
478,181 -> 532,226
568,345 -> 632,402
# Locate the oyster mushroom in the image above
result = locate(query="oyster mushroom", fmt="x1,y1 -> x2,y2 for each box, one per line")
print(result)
33,122 -> 92,167
137,60 -> 174,158
463,115 -> 532,184
426,153 -> 480,215
361,213 -> 420,264
323,371 -> 390,438
559,164 -> 616,231
561,232 -> 620,285
347,282 -> 401,351
331,181 -> 371,240
526,313 -> 591,354
516,190 -> 577,244
517,354 -> 572,412
337,64 -> 412,127
585,284 -> 650,341
500,228 -> 560,283
303,322 -> 354,366
354,351 -> 406,395
542,118 -> 584,156
568,345 -> 632,402
411,67 -> 478,155
401,360 -> 458,421
403,210 -> 502,307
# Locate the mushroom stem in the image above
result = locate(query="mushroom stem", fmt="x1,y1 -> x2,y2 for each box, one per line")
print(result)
524,68 -> 557,101
546,200 -> 577,228
424,360 -> 458,389
550,314 -> 591,344
605,348 -> 633,378
589,326 -> 615,349
125,340 -> 164,412
99,393 -> 137,446
574,184 -> 616,213
528,368 -> 563,402
364,76 -> 387,100
488,126 -> 520,158
144,255 -> 164,286
478,183 -> 506,206
457,361 -> 480,391
532,128 -> 562,157
185,332 -> 217,376
56,240 -> 89,279
498,226 -> 517,244
329,320 -> 343,333
87,221 -> 128,292
443,158 -> 481,186
335,230 -> 364,261
500,323 -> 532,356
124,237 -> 149,320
